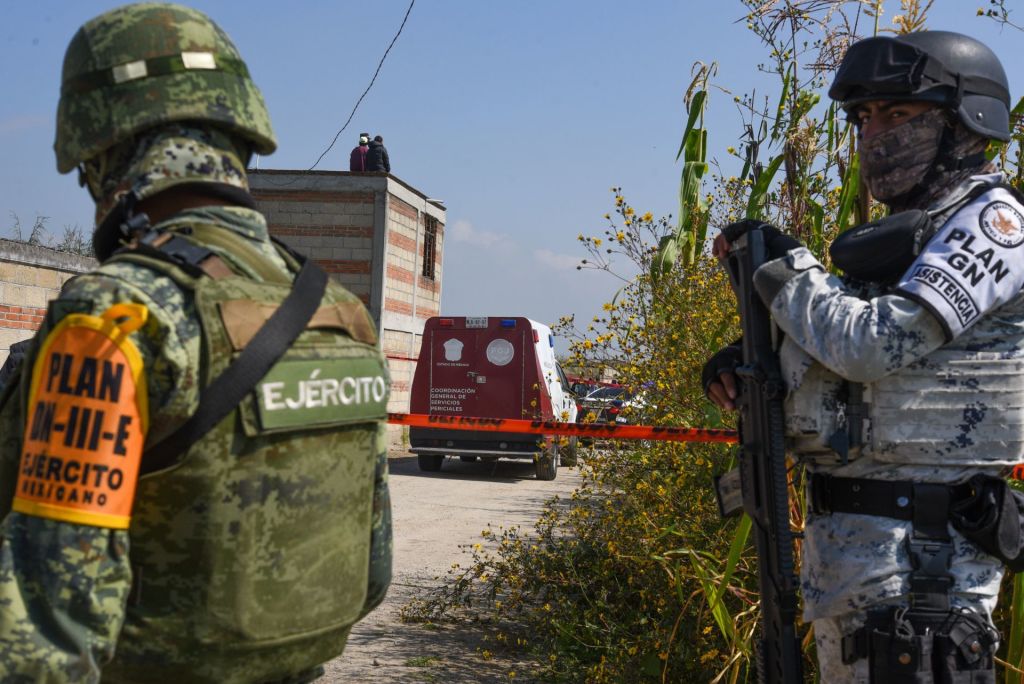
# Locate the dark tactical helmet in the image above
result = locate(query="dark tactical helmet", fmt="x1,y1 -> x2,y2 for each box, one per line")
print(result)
829,31 -> 1011,141
55,2 -> 277,174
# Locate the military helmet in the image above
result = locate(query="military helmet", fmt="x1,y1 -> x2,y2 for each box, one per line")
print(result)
55,2 -> 277,174
829,31 -> 1011,141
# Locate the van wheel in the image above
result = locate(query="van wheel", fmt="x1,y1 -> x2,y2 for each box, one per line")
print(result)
535,445 -> 559,481
418,454 -> 444,472
561,437 -> 579,467
459,455 -> 478,463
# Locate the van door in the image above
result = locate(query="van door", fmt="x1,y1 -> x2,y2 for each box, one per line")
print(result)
473,322 -> 527,419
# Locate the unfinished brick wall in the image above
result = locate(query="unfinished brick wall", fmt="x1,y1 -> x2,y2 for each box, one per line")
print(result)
381,193 -> 444,417
0,239 -> 96,367
249,185 -> 377,307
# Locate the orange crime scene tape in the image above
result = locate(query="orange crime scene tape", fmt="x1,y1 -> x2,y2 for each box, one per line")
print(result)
387,413 -> 738,444
388,415 -> 1024,476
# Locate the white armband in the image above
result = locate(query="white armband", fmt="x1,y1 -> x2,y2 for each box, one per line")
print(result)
896,187 -> 1024,339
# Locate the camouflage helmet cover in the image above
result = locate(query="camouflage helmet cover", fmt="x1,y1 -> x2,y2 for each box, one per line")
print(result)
55,2 -> 277,173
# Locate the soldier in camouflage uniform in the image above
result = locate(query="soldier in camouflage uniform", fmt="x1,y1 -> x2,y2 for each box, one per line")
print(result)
705,32 -> 1021,682
0,4 -> 392,683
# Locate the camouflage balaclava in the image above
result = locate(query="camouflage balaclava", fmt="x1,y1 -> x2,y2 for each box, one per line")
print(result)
82,123 -> 251,226
859,109 -> 993,212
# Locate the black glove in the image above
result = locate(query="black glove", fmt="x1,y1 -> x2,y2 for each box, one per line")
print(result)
701,341 -> 743,395
721,220 -> 802,260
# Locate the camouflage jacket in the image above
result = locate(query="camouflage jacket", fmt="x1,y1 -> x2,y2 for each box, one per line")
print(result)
0,207 -> 294,682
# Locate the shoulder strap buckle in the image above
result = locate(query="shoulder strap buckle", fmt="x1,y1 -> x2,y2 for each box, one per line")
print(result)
122,229 -> 232,279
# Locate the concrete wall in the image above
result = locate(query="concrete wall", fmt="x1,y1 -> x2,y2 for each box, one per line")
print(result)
0,240 -> 96,367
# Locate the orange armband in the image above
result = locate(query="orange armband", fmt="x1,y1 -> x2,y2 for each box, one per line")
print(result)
14,303 -> 149,529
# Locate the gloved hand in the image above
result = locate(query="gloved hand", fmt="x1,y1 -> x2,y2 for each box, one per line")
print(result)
702,341 -> 742,412
719,219 -> 802,261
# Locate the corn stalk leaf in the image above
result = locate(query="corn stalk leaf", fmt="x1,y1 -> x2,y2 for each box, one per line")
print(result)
805,198 -> 826,256
709,514 -> 751,614
688,551 -> 736,642
651,234 -> 681,281
1007,573 -> 1024,684
745,153 -> 785,219
770,65 -> 793,143
835,151 -> 860,232
677,90 -> 707,162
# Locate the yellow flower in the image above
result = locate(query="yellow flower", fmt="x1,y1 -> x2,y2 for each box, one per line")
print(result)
726,146 -> 736,154
616,231 -> 626,241
602,302 -> 613,311
593,238 -> 602,247
624,207 -> 635,216
641,212 -> 653,222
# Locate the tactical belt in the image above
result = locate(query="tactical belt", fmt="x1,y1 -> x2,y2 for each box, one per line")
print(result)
810,473 -> 957,613
809,473 -> 974,522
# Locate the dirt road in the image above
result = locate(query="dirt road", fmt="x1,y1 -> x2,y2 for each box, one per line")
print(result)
320,453 -> 583,683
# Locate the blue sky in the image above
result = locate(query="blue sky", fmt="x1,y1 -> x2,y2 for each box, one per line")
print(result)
3,1 -> 1022,350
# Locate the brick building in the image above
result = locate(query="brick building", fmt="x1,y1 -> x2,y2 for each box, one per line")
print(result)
248,170 -> 446,436
0,171 -> 445,444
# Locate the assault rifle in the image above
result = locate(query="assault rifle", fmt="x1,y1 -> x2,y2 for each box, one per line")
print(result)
714,226 -> 803,684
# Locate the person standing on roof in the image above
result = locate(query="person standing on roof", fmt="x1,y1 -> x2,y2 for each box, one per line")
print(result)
366,134 -> 391,173
349,132 -> 370,171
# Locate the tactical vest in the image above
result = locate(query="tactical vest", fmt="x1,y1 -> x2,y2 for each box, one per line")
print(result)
786,180 -> 1024,467
99,222 -> 392,684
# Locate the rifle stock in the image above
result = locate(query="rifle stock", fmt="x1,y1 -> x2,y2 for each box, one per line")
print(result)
723,228 -> 803,683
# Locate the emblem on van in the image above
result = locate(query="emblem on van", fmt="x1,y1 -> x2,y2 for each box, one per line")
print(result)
443,338 -> 464,362
486,339 -> 514,366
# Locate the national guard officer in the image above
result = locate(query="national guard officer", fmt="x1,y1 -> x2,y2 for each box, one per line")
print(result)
704,31 -> 1022,682
0,3 -> 392,682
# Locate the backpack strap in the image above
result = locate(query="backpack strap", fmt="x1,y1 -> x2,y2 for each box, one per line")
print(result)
141,255 -> 327,474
